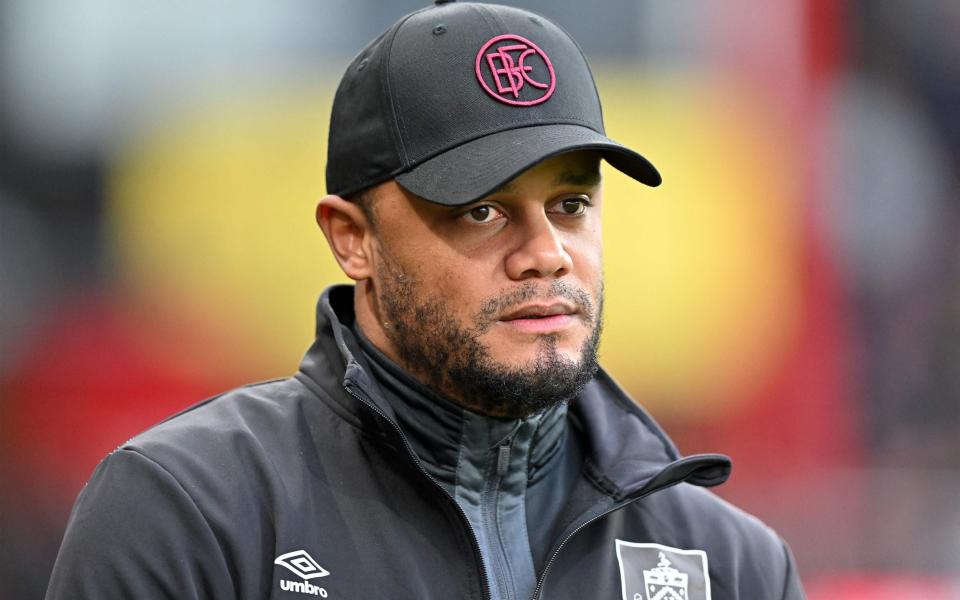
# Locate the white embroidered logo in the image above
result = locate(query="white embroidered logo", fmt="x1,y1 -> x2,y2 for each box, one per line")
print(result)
275,550 -> 329,580
275,550 -> 330,597
642,552 -> 687,600
615,541 -> 711,600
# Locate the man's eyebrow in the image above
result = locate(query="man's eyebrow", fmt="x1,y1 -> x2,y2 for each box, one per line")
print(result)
556,169 -> 601,187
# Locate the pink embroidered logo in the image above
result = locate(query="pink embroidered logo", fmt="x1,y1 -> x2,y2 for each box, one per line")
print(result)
475,34 -> 556,106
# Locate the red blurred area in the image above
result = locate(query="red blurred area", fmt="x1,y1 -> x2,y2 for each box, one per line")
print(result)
1,290 -> 240,500
669,0 -> 859,481
807,574 -> 960,599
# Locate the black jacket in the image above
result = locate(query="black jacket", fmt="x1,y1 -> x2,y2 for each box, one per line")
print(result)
46,286 -> 805,599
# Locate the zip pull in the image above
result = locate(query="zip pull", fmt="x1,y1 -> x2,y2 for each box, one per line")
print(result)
496,443 -> 511,477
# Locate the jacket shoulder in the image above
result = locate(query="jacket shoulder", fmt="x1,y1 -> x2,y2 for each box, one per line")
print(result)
632,484 -> 804,598
127,373 -> 367,469
47,376 -> 354,599
47,447 -> 233,599
127,377 -> 310,453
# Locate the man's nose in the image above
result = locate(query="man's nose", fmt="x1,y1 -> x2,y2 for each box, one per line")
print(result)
504,215 -> 573,280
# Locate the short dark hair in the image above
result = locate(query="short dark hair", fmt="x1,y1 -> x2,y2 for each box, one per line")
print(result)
345,188 -> 379,231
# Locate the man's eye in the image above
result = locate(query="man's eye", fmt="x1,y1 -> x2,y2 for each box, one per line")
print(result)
558,196 -> 590,216
464,205 -> 501,223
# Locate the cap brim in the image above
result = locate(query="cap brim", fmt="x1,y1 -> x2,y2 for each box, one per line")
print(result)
394,123 -> 661,206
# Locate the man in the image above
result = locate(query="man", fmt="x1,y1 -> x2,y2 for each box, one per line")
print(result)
47,1 -> 805,599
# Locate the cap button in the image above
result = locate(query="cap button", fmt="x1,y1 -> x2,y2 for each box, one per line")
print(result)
434,0 -> 456,4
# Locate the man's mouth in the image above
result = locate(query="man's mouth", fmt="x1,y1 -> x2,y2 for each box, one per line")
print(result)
498,302 -> 579,334
500,302 -> 577,321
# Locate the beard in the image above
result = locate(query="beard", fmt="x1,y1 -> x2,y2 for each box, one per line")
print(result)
374,247 -> 602,419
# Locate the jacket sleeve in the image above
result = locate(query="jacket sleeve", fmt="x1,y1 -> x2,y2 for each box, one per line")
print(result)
45,448 -> 234,600
779,539 -> 806,600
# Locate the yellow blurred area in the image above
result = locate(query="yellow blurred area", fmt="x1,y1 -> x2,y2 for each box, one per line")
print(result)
109,86 -> 346,379
597,70 -> 802,417
108,70 -> 802,416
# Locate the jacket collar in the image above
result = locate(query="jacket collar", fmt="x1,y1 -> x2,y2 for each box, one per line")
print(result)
352,318 -> 569,491
572,370 -> 730,499
298,284 -> 731,499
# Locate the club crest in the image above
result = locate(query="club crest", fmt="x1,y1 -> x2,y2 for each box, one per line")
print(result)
475,34 -> 556,106
615,541 -> 711,600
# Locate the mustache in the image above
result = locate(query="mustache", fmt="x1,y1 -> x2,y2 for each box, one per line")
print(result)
473,281 -> 597,332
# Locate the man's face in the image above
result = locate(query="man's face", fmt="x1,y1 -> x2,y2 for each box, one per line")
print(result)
364,151 -> 604,418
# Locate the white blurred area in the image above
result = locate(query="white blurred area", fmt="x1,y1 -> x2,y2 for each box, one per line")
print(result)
0,0 -> 363,158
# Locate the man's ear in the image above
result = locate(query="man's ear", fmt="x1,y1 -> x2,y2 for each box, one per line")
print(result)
316,195 -> 375,281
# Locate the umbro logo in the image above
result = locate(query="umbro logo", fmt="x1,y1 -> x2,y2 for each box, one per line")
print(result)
275,550 -> 329,579
275,550 -> 330,597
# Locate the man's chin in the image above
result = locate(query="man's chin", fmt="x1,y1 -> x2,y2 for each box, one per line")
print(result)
483,333 -> 588,369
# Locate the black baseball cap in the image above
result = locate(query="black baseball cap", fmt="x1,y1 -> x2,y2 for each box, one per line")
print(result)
325,0 -> 661,206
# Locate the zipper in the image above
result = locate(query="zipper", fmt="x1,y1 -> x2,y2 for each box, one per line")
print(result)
343,375 -> 696,600
529,486 -> 664,600
496,442 -> 511,477
485,440 -> 513,600
344,383 -> 492,600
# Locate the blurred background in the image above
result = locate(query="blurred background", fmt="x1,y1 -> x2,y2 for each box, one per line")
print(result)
1,0 -> 958,597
